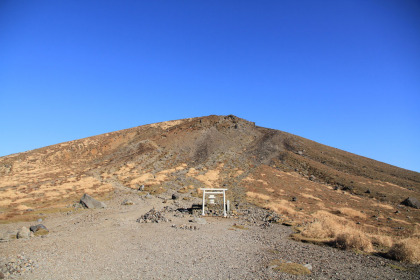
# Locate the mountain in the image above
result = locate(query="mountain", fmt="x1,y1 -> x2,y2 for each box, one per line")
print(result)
1,115 -> 419,242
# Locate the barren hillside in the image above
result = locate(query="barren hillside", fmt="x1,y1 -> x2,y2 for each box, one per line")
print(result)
1,115 -> 420,265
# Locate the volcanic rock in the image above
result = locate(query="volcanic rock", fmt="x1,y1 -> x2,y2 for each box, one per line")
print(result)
80,194 -> 106,209
16,227 -> 30,239
401,197 -> 420,209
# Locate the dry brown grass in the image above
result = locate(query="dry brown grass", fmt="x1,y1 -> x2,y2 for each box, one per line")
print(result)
299,211 -> 373,252
336,229 -> 373,252
336,207 -> 367,219
143,184 -> 166,195
246,191 -> 271,201
388,238 -> 420,264
177,185 -> 194,194
412,225 -> 420,238
298,211 -> 420,262
231,224 -> 248,230
369,234 -> 394,248
264,200 -> 299,217
300,211 -> 347,239
269,259 -> 311,275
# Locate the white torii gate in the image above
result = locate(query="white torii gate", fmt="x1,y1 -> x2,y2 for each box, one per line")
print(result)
200,188 -> 228,217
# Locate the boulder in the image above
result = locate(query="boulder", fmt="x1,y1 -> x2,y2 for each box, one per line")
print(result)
401,197 -> 420,209
29,224 -> 49,236
122,199 -> 134,205
80,194 -> 106,209
16,227 -> 30,239
172,194 -> 179,200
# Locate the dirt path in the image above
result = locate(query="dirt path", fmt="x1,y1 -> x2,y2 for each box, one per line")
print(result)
1,190 -> 419,279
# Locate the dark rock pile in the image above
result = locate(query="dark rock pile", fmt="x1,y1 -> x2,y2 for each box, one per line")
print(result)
136,208 -> 169,223
239,206 -> 281,225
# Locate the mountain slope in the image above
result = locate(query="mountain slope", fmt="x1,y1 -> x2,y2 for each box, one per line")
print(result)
1,115 -> 419,242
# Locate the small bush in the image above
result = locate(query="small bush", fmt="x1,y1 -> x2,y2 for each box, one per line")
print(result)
388,238 -> 420,264
300,211 -> 346,239
301,220 -> 335,239
336,230 -> 373,252
300,211 -> 373,253
369,234 -> 393,248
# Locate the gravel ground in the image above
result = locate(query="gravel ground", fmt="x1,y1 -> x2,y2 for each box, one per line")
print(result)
1,190 -> 419,280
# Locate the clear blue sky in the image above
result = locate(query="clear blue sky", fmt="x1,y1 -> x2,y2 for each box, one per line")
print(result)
1,1 -> 419,172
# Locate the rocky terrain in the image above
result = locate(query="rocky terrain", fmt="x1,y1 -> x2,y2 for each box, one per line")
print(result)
1,186 -> 419,279
1,115 -> 419,278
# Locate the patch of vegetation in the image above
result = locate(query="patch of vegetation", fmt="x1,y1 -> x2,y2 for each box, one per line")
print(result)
388,238 -> 420,264
269,259 -> 311,275
387,264 -> 408,271
267,249 -> 280,254
34,228 -> 49,236
290,233 -> 334,246
142,184 -> 166,195
296,211 -> 374,252
231,224 -> 248,230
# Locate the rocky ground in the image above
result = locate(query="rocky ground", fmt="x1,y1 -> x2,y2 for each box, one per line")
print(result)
1,187 -> 419,280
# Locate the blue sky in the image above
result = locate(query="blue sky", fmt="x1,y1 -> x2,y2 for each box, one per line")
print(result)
1,0 -> 419,172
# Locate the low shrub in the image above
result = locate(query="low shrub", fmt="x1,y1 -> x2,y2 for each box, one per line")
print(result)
300,211 -> 346,239
300,211 -> 373,252
388,238 -> 420,264
369,234 -> 393,248
336,229 -> 373,252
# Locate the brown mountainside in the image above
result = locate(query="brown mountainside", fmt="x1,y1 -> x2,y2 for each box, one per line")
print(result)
1,115 -> 419,240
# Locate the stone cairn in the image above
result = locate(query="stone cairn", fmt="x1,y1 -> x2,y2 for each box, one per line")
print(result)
136,208 -> 169,223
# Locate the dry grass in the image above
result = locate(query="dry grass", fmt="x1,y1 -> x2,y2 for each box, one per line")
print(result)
34,228 -> 49,236
265,200 -> 298,217
298,211 -> 420,262
246,191 -> 271,201
301,193 -> 321,201
178,185 -> 194,194
412,225 -> 420,238
300,211 -> 347,239
388,238 -> 420,264
336,207 -> 367,219
144,184 -> 166,195
299,210 -> 373,252
336,230 -> 373,252
231,224 -> 248,230
369,234 -> 394,248
269,259 -> 311,275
